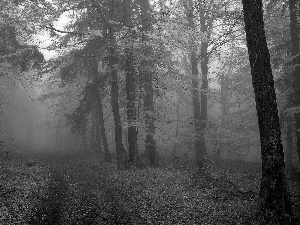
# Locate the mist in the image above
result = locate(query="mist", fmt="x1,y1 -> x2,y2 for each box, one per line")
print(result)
1,0 -> 299,224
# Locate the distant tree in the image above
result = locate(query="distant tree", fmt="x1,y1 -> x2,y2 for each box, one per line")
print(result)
242,0 -> 293,223
212,46 -> 260,160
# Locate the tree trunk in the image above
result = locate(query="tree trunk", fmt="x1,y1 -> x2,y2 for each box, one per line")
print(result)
94,106 -> 103,155
198,2 -> 211,166
82,134 -> 87,151
214,74 -> 229,158
91,57 -> 111,162
91,110 -> 97,151
296,114 -> 300,167
97,95 -> 111,162
289,0 -> 300,169
185,0 -> 205,170
242,0 -> 293,222
140,0 -> 157,166
285,119 -> 293,177
91,107 -> 102,154
123,0 -> 138,166
108,22 -> 127,169
95,111 -> 102,153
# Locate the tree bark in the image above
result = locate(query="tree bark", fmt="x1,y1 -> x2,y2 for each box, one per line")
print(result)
123,0 -> 138,166
198,1 -> 211,166
185,0 -> 205,170
140,0 -> 157,166
92,58 -> 111,162
289,0 -> 300,169
97,94 -> 111,162
95,110 -> 102,153
108,23 -> 126,168
91,105 -> 102,154
242,0 -> 293,222
91,107 -> 98,152
285,119 -> 293,177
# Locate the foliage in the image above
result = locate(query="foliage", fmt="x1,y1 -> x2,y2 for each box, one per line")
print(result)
0,159 -> 49,224
37,38 -> 109,137
65,82 -> 98,135
56,156 -> 277,224
0,25 -> 44,76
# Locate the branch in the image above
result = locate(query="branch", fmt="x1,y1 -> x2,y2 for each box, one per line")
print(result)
45,24 -> 90,36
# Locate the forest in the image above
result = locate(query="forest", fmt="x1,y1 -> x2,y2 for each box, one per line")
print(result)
0,0 -> 300,224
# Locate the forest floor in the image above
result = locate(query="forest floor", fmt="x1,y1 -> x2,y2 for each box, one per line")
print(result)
1,152 -> 300,224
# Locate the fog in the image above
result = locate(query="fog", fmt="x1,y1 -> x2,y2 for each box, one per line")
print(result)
0,65 -> 264,163
2,1 -> 300,223
0,74 -> 83,156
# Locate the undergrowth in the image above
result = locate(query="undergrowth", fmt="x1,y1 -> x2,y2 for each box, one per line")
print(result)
2,155 -> 300,224
0,159 -> 49,224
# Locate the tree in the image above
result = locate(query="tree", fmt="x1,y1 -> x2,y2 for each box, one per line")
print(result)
91,107 -> 101,152
185,0 -> 205,169
92,58 -> 111,162
123,0 -> 138,166
140,0 -> 157,165
288,0 -> 300,173
37,0 -> 127,166
198,1 -> 215,169
242,0 -> 293,223
106,1 -> 127,169
0,25 -> 44,76
0,24 -> 44,155
43,37 -> 113,162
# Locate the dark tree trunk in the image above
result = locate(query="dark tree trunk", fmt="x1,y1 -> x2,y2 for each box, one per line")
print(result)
140,0 -> 157,166
107,24 -> 127,169
95,112 -> 102,153
296,114 -> 300,167
91,112 -> 96,150
82,134 -> 87,151
123,0 -> 138,166
92,58 -> 111,162
242,0 -> 293,222
289,0 -> 300,168
185,0 -> 205,170
199,42 -> 208,165
97,94 -> 111,163
285,119 -> 293,177
214,74 -> 229,157
91,107 -> 101,153
198,3 -> 211,166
